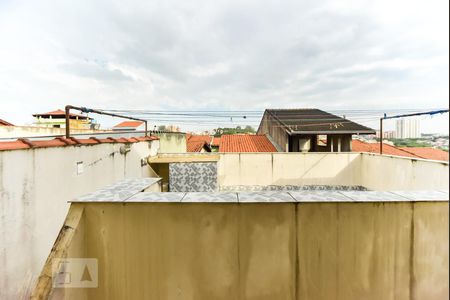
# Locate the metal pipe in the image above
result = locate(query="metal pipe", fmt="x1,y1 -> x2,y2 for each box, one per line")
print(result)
65,105 -> 148,138
65,106 -> 71,139
379,109 -> 449,155
382,109 -> 449,120
379,118 -> 383,154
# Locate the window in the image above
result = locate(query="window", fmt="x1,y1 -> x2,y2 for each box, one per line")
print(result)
317,135 -> 327,146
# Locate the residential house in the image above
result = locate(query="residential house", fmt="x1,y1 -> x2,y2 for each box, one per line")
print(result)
33,109 -> 95,129
257,109 -> 375,152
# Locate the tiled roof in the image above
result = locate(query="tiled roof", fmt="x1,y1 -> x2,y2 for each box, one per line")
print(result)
113,121 -> 144,128
264,109 -> 375,134
187,135 -> 212,144
219,135 -> 277,152
186,140 -> 211,152
399,147 -> 449,161
186,135 -> 213,152
211,137 -> 221,147
0,118 -> 14,126
352,140 -> 423,159
0,135 -> 158,151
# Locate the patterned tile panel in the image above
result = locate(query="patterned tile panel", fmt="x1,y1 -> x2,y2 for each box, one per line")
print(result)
237,192 -> 295,203
169,162 -> 218,192
289,191 -> 352,202
72,178 -> 161,202
182,192 -> 238,203
391,190 -> 450,201
220,185 -> 368,192
127,192 -> 185,202
339,191 -> 409,202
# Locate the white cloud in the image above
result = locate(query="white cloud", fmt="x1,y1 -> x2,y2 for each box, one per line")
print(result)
0,0 -> 448,132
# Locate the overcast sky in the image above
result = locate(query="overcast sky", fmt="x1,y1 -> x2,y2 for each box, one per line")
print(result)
0,0 -> 448,132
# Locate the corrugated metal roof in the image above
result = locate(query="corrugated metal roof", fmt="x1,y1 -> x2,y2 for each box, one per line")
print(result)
265,109 -> 375,134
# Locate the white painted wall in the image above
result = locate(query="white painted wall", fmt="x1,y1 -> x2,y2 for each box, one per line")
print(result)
0,140 -> 159,299
0,126 -> 108,139
217,152 -> 362,187
360,153 -> 449,191
216,152 -> 449,190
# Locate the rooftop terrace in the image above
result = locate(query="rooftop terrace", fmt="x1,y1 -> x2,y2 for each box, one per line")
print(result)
30,150 -> 449,300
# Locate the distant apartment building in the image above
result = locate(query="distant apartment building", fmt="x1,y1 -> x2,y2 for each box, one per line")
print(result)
166,125 -> 181,132
376,130 -> 396,139
396,118 -> 421,139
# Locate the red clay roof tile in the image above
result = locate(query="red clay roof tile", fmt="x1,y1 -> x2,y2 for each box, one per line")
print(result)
187,140 -> 211,152
211,137 -> 221,147
352,140 -> 421,159
113,121 -> 144,128
219,135 -> 277,152
0,135 -> 159,151
399,147 -> 449,161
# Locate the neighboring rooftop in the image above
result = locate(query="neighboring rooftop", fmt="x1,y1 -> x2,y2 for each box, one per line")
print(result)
264,109 -> 375,134
0,118 -> 14,126
219,134 -> 277,152
32,109 -> 91,120
353,139 -> 449,161
186,134 -> 212,152
113,121 -> 144,128
0,135 -> 158,151
211,136 -> 221,147
399,147 -> 449,161
112,121 -> 144,131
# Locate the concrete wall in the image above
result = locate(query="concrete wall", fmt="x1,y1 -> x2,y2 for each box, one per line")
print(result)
40,201 -> 448,300
360,153 -> 450,191
216,153 -> 449,190
154,132 -> 186,153
217,153 -> 362,188
0,140 -> 159,299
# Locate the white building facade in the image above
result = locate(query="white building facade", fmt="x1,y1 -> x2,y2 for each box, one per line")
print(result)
396,118 -> 421,139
